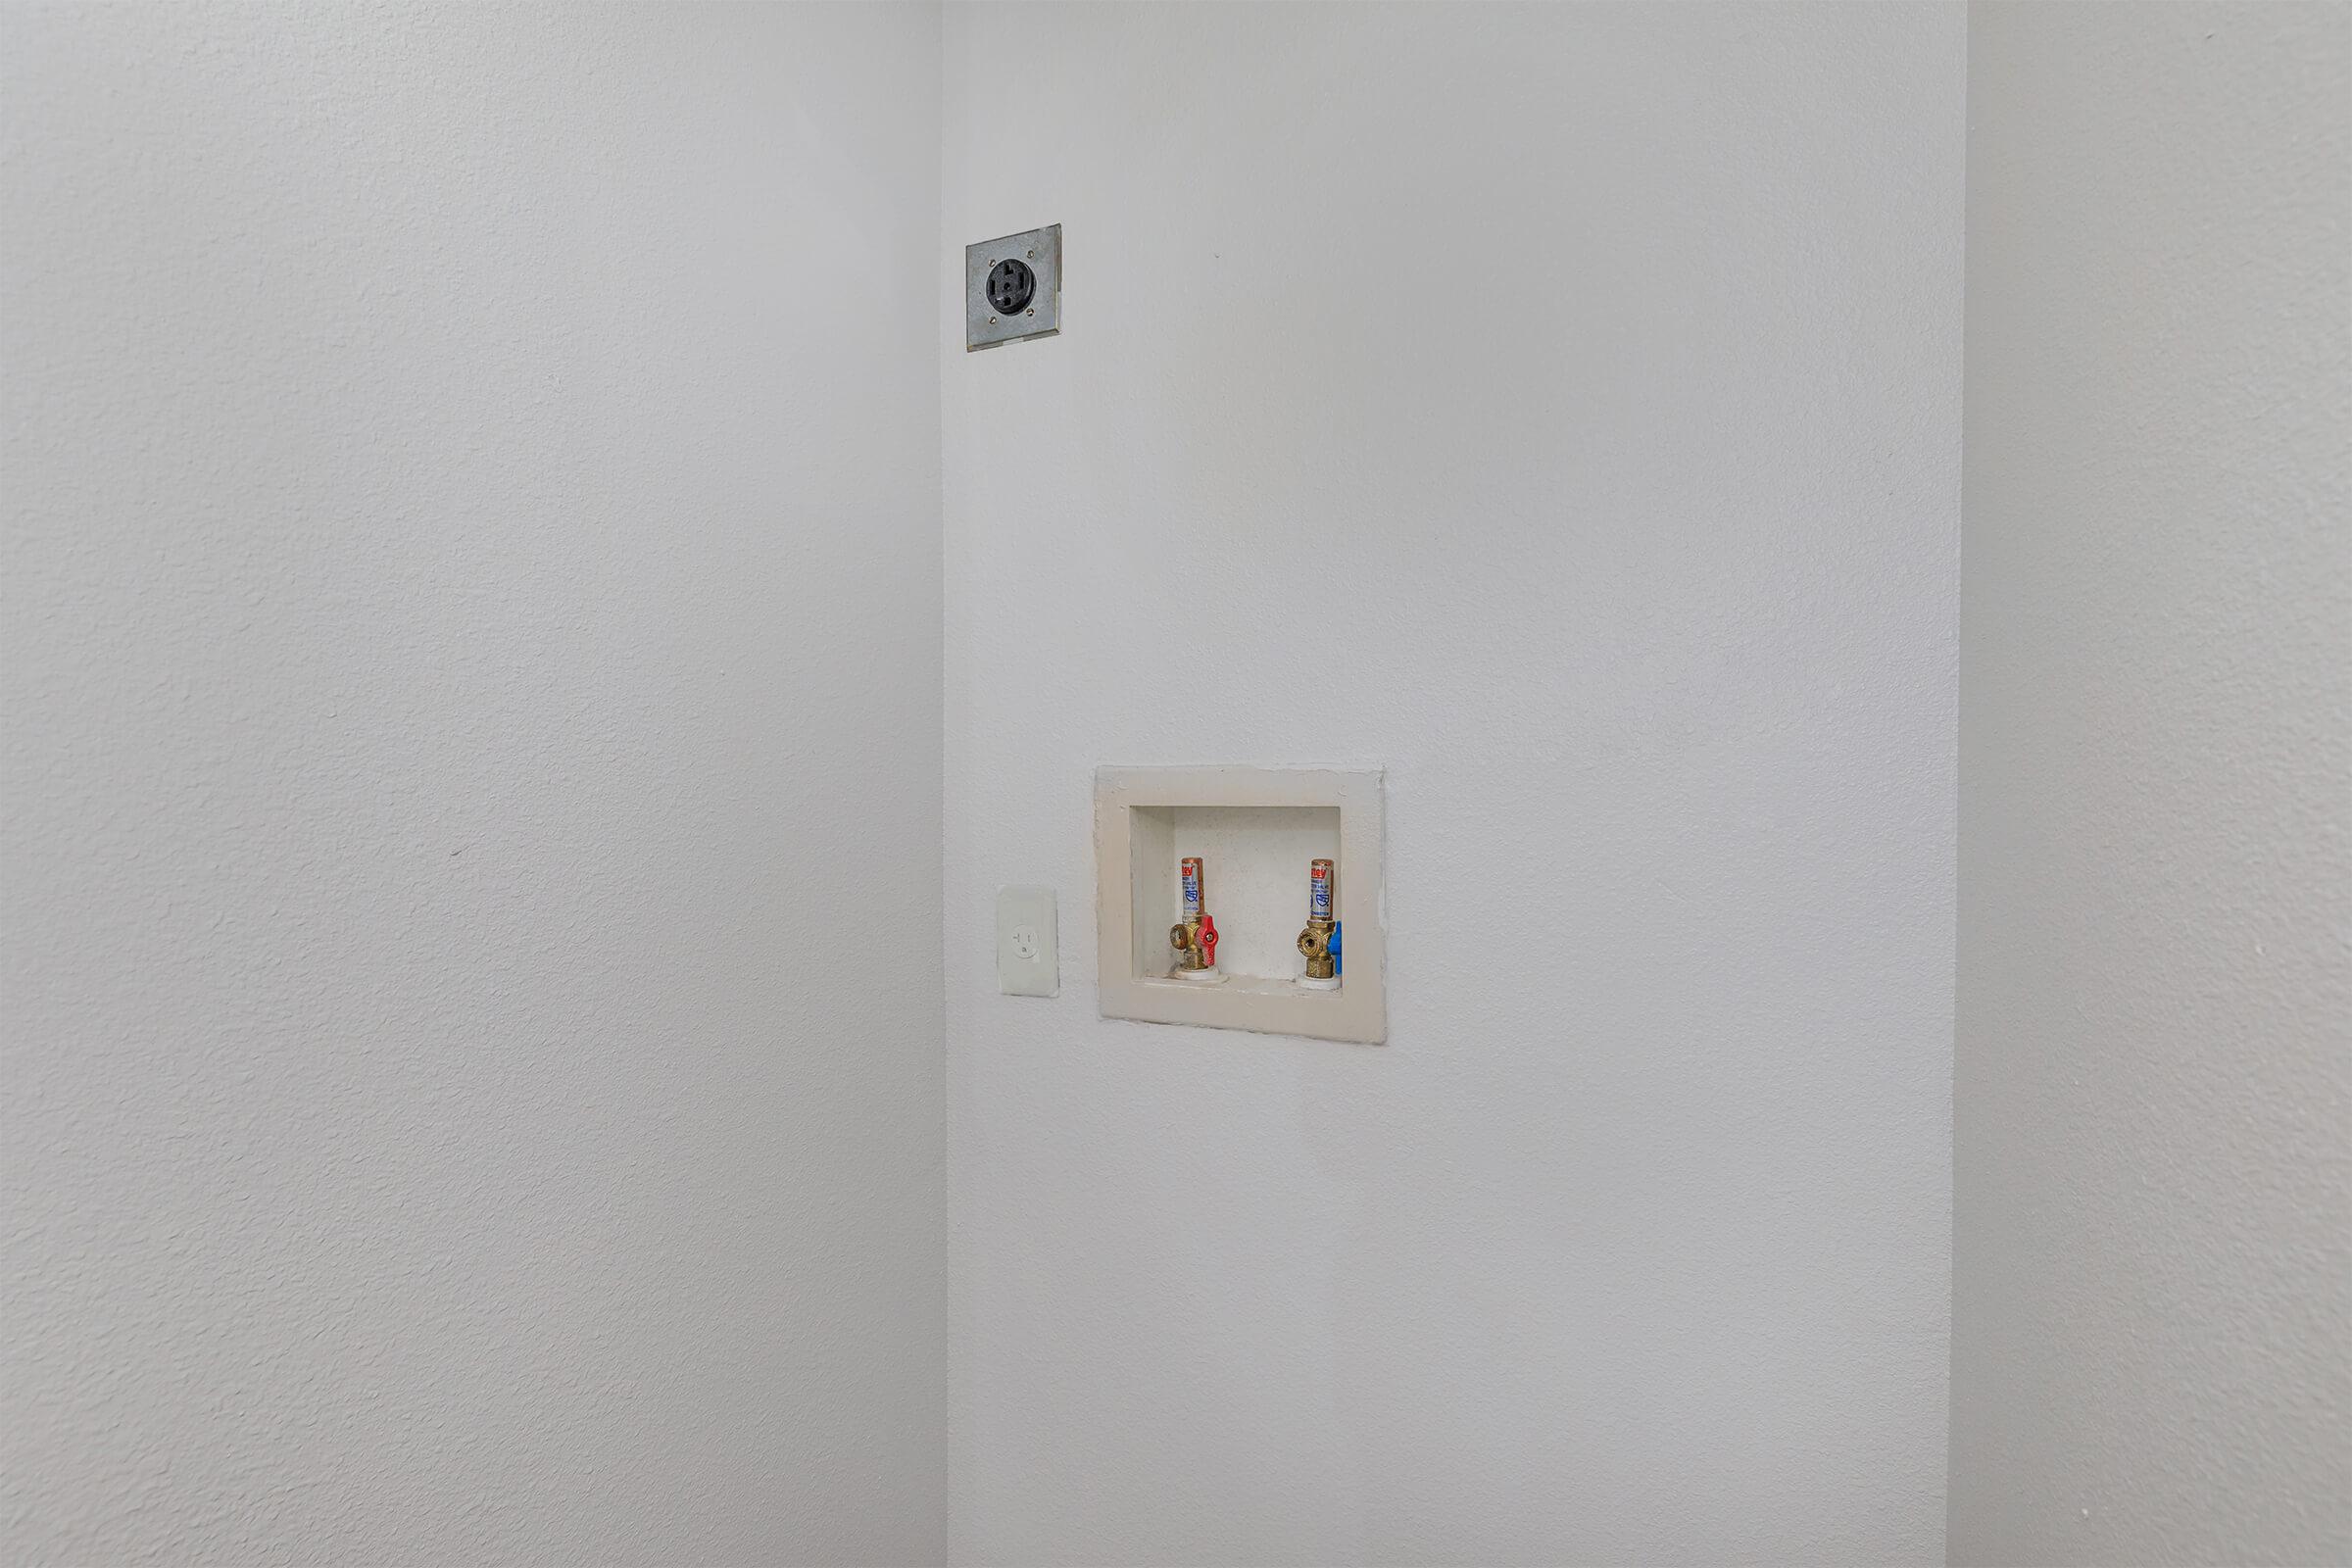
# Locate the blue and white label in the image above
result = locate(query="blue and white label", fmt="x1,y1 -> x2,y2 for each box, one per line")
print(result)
1181,858 -> 1202,917
1309,863 -> 1333,920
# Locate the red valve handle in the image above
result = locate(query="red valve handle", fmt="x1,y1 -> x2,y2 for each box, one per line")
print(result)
1197,915 -> 1218,967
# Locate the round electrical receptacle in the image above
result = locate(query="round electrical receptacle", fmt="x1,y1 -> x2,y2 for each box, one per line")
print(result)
986,258 -> 1036,316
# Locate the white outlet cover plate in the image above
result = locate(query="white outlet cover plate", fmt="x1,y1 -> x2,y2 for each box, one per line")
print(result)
996,886 -> 1058,998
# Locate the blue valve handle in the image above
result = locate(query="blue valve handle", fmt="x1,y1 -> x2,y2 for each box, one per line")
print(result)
1327,921 -> 1342,976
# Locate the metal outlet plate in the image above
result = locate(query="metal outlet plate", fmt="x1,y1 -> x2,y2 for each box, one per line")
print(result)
965,224 -> 1060,352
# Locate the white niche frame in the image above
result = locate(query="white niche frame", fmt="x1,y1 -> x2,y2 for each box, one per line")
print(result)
1094,766 -> 1386,1045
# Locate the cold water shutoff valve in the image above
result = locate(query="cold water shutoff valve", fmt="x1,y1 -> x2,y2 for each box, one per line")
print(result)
1297,858 -> 1341,991
1169,856 -> 1223,981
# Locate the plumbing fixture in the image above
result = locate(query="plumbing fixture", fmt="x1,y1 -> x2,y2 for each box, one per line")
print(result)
1168,855 -> 1222,981
1297,858 -> 1341,990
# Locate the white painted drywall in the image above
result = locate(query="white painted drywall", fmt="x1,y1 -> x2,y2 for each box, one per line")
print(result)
1,5 -> 945,1563
941,6 -> 1962,1562
1949,6 -> 2352,1564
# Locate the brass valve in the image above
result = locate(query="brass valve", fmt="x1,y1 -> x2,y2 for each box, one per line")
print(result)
1298,858 -> 1337,983
1298,920 -> 1336,980
1170,857 -> 1217,974
1171,913 -> 1218,971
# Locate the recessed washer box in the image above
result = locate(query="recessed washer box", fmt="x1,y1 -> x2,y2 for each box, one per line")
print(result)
1094,766 -> 1385,1045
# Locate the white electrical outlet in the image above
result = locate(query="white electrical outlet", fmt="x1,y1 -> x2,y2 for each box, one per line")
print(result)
995,887 -> 1057,998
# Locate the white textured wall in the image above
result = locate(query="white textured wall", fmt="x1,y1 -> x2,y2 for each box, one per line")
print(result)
1950,6 -> 2352,1564
1,6 -> 945,1564
941,6 -> 1961,1562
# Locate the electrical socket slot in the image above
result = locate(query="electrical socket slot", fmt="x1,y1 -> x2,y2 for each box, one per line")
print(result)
987,259 -> 1035,316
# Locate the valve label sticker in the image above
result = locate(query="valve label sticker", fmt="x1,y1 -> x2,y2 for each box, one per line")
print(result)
1309,861 -> 1333,920
1181,858 -> 1202,917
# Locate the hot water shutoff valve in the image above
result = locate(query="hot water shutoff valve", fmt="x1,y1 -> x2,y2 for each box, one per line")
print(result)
1168,856 -> 1223,982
